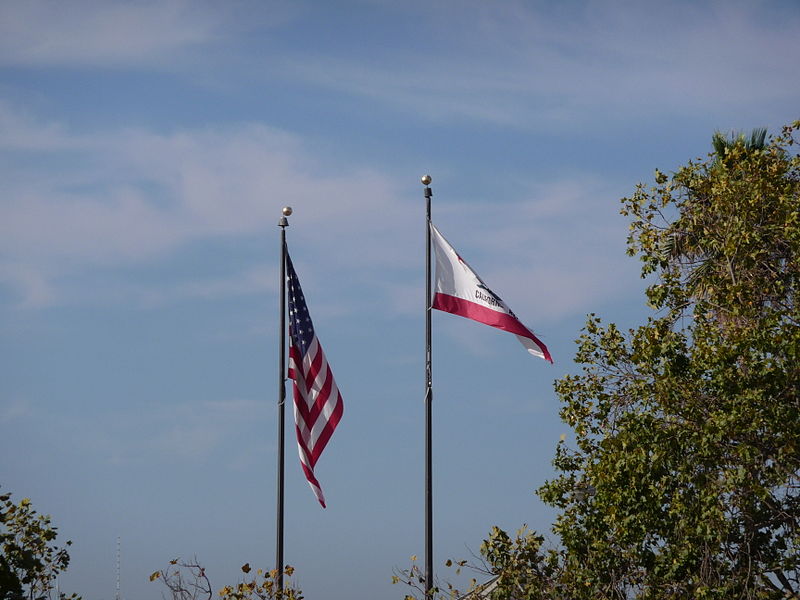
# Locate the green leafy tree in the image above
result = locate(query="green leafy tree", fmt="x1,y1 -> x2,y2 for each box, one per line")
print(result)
0,491 -> 79,600
538,121 -> 800,599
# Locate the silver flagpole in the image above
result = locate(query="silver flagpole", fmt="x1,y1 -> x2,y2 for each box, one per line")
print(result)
421,175 -> 434,597
276,206 -> 292,593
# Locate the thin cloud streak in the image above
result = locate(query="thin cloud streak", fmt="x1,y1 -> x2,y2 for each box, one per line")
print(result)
0,105 -> 410,307
54,266 -> 280,310
0,99 -> 638,321
0,0 -> 297,67
0,394 -> 268,466
0,1 -> 215,66
283,2 -> 800,128
2,2 -> 795,130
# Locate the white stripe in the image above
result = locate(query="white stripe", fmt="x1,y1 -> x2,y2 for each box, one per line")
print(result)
291,338 -> 342,451
294,442 -> 326,505
298,340 -> 342,450
307,386 -> 340,449
308,482 -> 325,506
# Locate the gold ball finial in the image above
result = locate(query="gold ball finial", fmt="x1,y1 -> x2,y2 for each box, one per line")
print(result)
420,174 -> 432,186
282,206 -> 293,216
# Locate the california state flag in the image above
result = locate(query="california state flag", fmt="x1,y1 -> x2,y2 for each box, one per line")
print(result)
430,222 -> 552,363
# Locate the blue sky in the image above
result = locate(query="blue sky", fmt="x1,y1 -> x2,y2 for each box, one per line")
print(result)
1,1 -> 798,599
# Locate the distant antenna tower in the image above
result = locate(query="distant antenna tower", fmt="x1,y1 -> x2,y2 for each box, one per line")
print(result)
116,536 -> 121,600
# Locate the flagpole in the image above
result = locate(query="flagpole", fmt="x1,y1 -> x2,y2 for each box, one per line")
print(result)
276,206 -> 292,593
421,174 -> 434,597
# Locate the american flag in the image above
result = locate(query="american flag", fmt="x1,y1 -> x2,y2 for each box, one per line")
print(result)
285,247 -> 344,508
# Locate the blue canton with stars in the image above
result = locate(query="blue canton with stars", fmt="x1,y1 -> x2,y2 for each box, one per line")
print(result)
286,248 -> 316,358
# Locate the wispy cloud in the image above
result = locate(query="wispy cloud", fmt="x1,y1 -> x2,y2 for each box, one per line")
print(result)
0,264 -> 54,309
51,266 -> 280,310
0,102 -> 410,307
0,0 -> 297,68
0,98 -> 640,321
1,2 -> 797,129
134,266 -> 278,307
0,1 -> 212,66
0,397 -> 35,423
283,1 -> 800,129
148,398 -> 265,461
0,395 -> 269,466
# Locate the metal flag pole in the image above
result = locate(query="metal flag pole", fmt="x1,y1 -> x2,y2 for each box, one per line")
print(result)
276,206 -> 292,593
421,174 -> 434,597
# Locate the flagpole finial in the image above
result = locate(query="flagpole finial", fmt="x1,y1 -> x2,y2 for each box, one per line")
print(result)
421,174 -> 432,186
279,206 -> 292,227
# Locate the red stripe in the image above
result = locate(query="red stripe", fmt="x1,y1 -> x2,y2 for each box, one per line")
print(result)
290,343 -> 317,422
294,420 -> 314,465
288,335 -> 343,507
296,449 -> 326,508
432,293 -> 552,362
292,352 -> 337,429
293,384 -> 342,467
288,345 -> 302,381
293,396 -> 327,504
307,392 -> 343,464
304,343 -> 324,391
295,390 -> 342,467
309,370 -> 334,424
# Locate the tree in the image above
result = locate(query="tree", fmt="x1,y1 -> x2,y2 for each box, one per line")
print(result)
0,491 -> 79,600
404,121 -> 800,600
393,528 -> 567,600
539,120 -> 800,599
150,560 -> 302,600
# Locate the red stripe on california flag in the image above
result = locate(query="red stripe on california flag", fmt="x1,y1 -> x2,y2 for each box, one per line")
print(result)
432,292 -> 552,362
